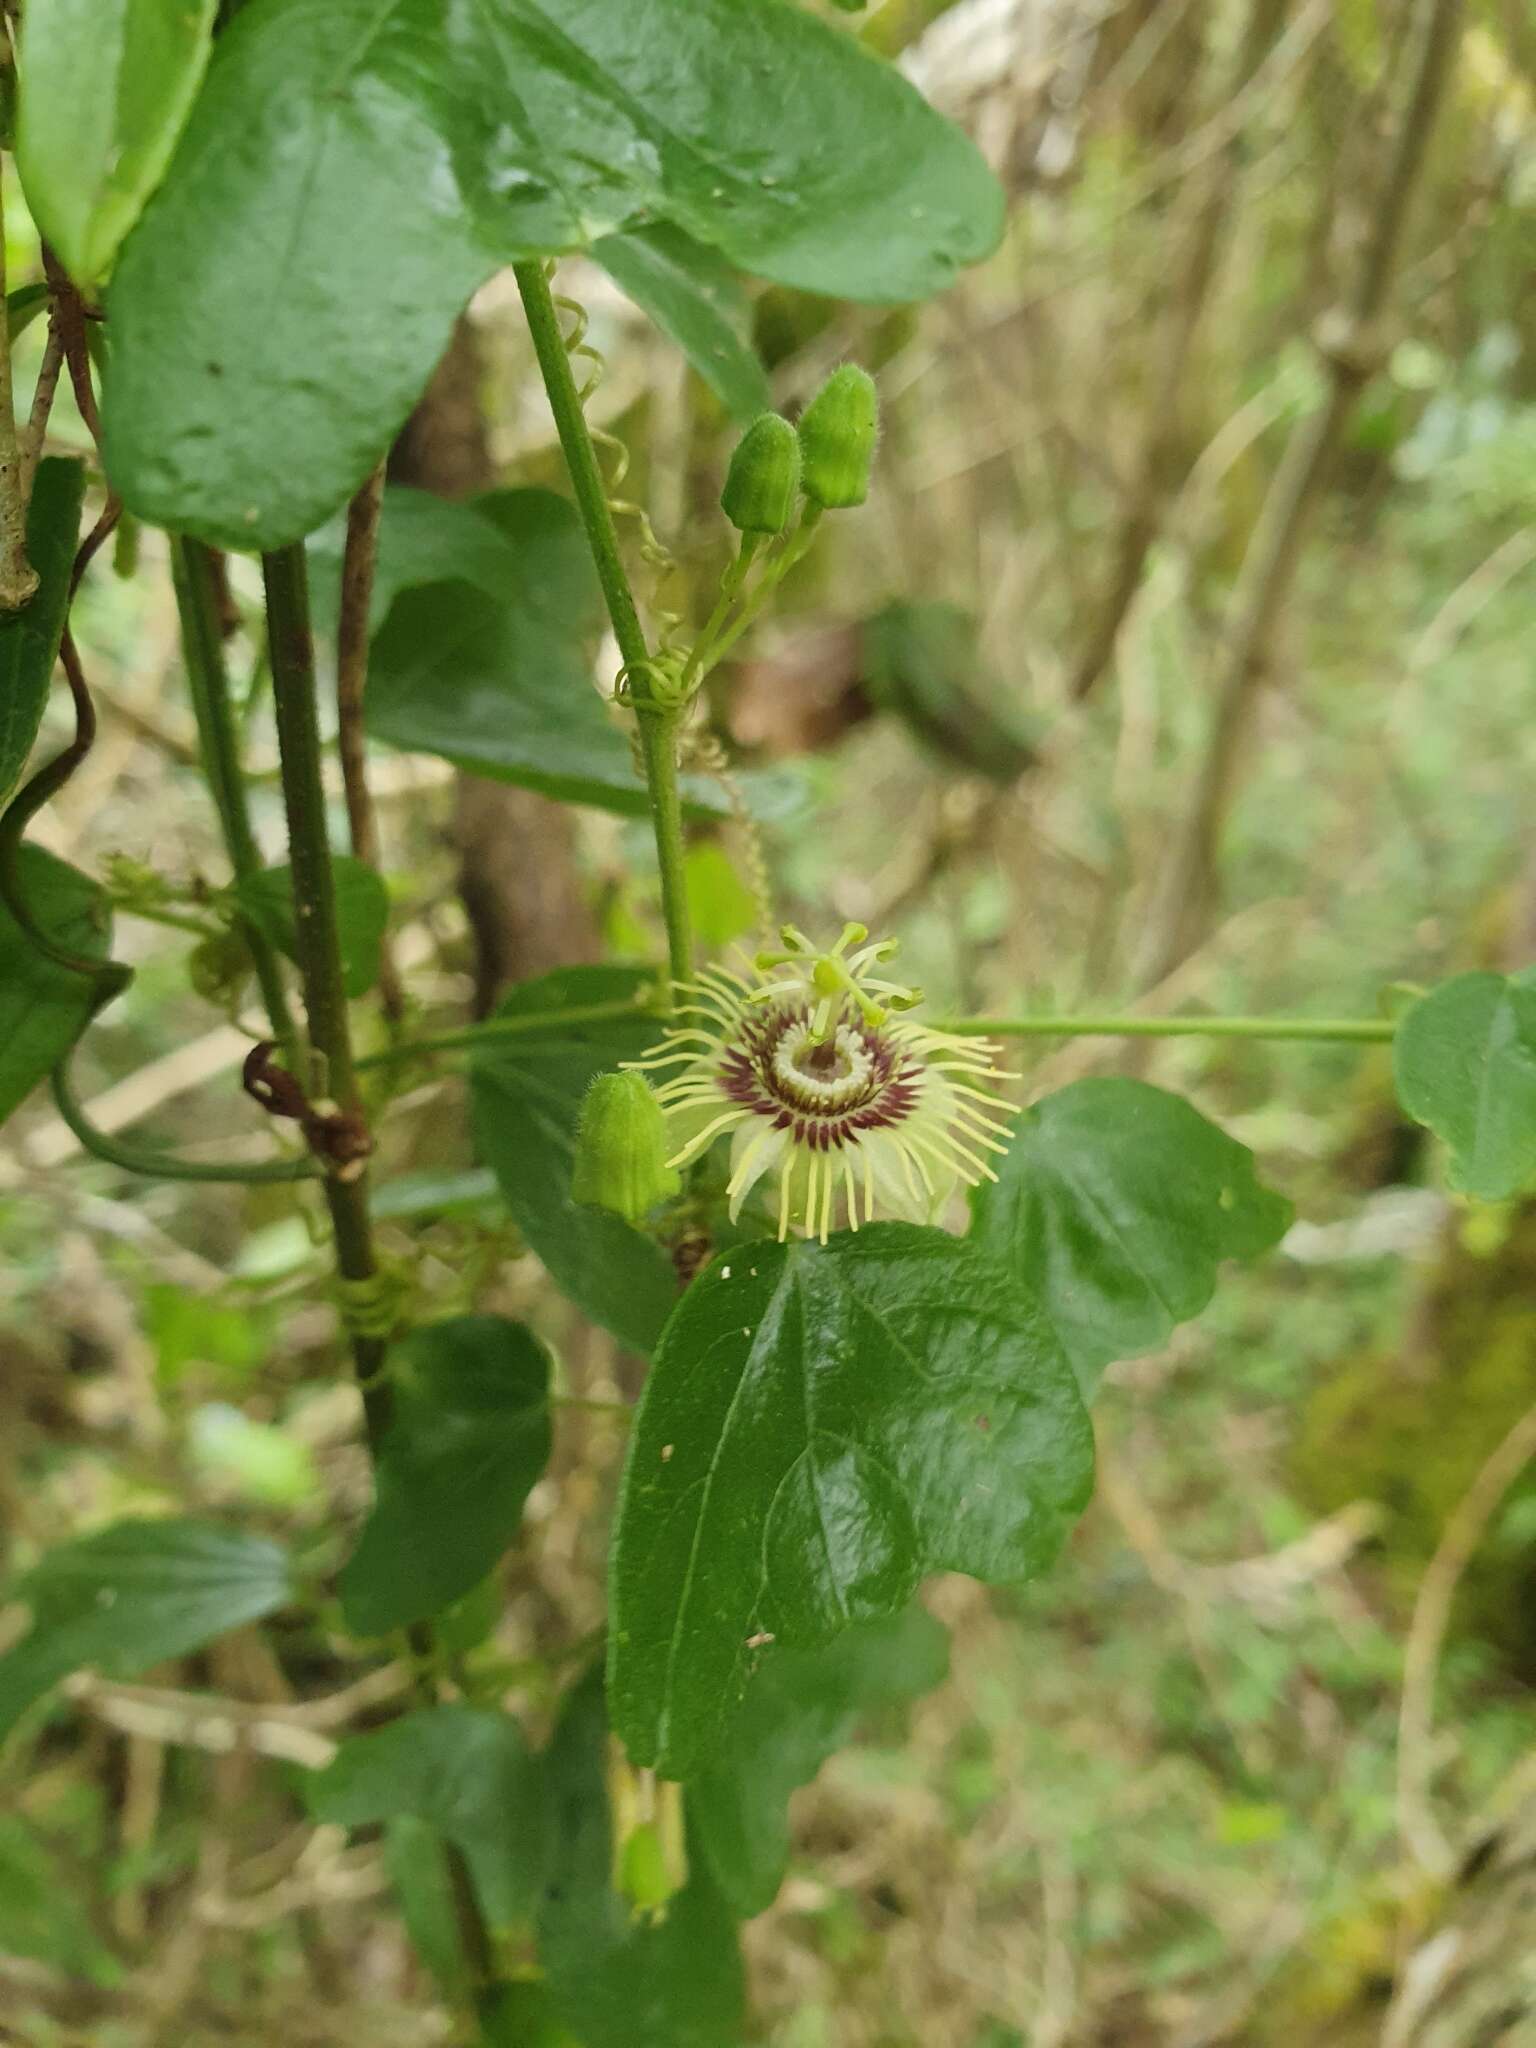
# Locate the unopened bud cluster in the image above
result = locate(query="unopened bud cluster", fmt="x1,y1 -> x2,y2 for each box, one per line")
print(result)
720,364 -> 880,534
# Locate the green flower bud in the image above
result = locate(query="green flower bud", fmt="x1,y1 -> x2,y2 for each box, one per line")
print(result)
571,1071 -> 679,1223
797,364 -> 879,509
721,412 -> 802,534
609,1765 -> 688,1924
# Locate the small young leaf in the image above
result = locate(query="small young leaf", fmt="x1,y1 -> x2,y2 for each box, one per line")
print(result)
593,225 -> 770,425
308,1706 -> 546,1926
16,0 -> 218,284
382,1815 -> 466,1994
238,856 -> 388,1000
470,967 -> 679,1355
1394,969 -> 1536,1200
337,1315 -> 552,1636
0,848 -> 115,1132
539,1669 -> 745,2048
608,1225 -> 1093,1777
691,1606 -> 948,1915
0,1518 -> 294,1747
969,1078 -> 1292,1397
0,458 -> 88,805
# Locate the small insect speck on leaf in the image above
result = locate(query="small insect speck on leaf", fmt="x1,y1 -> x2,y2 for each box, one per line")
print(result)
660,1444 -> 674,1462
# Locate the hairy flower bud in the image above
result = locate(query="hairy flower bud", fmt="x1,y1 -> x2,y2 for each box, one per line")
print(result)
571,1071 -> 680,1223
797,365 -> 879,509
721,412 -> 802,534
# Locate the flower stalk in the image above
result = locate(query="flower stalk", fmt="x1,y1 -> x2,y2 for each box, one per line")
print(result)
514,258 -> 693,994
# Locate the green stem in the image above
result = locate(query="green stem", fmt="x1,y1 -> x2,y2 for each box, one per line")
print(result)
680,533 -> 760,693
171,536 -> 298,1056
933,1013 -> 1397,1043
360,999 -> 1399,1070
513,258 -> 692,994
355,998 -> 660,1072
50,1053 -> 317,1183
690,505 -> 823,680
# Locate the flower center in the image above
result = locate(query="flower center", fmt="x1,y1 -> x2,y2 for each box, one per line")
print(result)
772,1021 -> 875,1112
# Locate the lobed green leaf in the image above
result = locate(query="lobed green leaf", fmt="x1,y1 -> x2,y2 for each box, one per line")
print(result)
1394,968 -> 1536,1200
690,1605 -> 948,1915
608,1225 -> 1093,1777
0,848 -> 114,1132
0,459 -> 88,806
238,855 -> 388,1000
969,1078 -> 1293,1396
336,1315 -> 553,1636
0,1518 -> 294,1747
308,1706 -> 546,1926
470,966 -> 679,1354
593,225 -> 770,425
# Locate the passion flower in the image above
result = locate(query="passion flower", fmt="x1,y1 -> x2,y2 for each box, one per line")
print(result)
629,925 -> 1016,1242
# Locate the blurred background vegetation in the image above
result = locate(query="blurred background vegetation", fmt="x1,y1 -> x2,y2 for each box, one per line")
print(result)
2,0 -> 1535,2041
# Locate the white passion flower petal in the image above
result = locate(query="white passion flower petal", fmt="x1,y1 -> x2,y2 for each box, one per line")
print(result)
627,932 -> 1016,1243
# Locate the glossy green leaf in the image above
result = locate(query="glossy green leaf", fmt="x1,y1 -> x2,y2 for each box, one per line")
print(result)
308,1706 -> 545,1926
0,1817 -> 121,1983
101,0 -> 493,549
238,856 -> 388,1000
609,1225 -> 1093,1776
0,1518 -> 294,1746
337,1316 -> 552,1635
0,848 -> 114,1131
970,1078 -> 1293,1397
1394,968 -> 1536,1200
480,1978 -> 582,2048
691,1605 -> 948,1915
16,0 -> 218,284
365,575 -> 665,810
539,1669 -> 745,2047
0,458 -> 88,805
454,0 -> 1003,298
594,225 -> 769,424
470,967 -> 679,1354
355,486 -> 682,814
103,0 -> 1002,547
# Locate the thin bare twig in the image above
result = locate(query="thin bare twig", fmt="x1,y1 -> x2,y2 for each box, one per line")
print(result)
334,459 -> 403,1021
1397,1397 -> 1536,1881
0,172 -> 37,607
1070,0 -> 1291,705
1133,0 -> 1468,988
19,319 -> 66,495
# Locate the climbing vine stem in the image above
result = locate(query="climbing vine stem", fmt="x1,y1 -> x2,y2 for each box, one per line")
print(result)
261,541 -> 505,2017
260,544 -> 390,1431
513,257 -> 692,997
169,535 -> 298,1058
355,1003 -> 1399,1073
